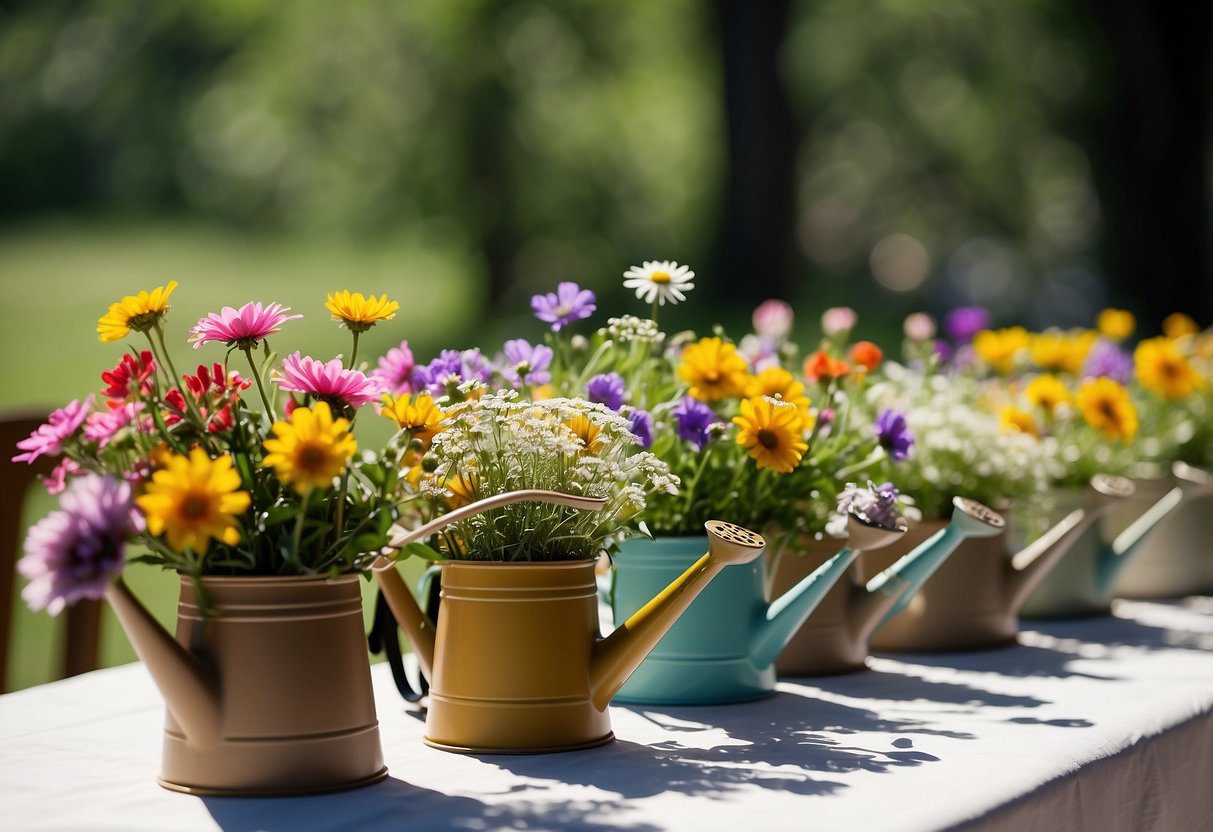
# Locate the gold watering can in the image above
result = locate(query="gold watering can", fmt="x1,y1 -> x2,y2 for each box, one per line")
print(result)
372,490 -> 767,753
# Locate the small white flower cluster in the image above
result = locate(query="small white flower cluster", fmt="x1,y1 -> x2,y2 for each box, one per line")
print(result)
863,364 -> 1062,519
603,315 -> 664,345
423,391 -> 679,560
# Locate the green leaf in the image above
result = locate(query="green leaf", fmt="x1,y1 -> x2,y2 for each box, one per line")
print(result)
398,541 -> 446,562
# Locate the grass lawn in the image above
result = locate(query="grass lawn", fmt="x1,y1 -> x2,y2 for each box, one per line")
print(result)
2,218 -> 471,691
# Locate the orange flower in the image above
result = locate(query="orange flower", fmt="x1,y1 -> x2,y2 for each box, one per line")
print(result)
803,350 -> 851,384
849,341 -> 883,372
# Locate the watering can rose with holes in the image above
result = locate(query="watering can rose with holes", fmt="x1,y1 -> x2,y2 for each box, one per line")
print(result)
372,393 -> 773,753
14,283 -> 426,795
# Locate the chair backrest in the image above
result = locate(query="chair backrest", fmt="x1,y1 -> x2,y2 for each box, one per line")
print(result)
1,411 -> 101,692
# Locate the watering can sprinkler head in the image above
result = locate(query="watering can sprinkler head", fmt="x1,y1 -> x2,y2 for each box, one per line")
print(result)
1172,460 -> 1212,488
703,521 -> 767,565
949,497 -> 1006,538
845,509 -> 908,552
1090,473 -> 1135,501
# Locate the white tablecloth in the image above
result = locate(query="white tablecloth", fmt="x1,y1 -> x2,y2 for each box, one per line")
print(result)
2,597 -> 1212,832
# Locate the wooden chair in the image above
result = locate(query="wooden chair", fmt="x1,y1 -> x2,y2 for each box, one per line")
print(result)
1,411 -> 102,692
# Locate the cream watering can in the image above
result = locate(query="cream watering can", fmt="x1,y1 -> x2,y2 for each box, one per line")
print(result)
1111,462 -> 1213,599
869,475 -> 1136,651
372,490 -> 767,753
777,496 -> 1007,675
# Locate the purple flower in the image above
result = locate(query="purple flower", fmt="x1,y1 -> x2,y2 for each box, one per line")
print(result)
501,339 -> 553,388
931,339 -> 954,363
372,340 -> 415,396
837,481 -> 904,531
13,397 -> 94,464
944,307 -> 990,343
531,282 -> 597,332
460,348 -> 493,384
18,475 -> 140,615
875,409 -> 915,462
626,408 -> 653,449
672,396 -> 717,451
586,373 -> 626,411
1082,340 -> 1134,385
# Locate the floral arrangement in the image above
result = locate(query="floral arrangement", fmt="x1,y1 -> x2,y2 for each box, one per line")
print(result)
860,358 -> 1060,522
16,282 -> 414,614
410,392 -> 677,561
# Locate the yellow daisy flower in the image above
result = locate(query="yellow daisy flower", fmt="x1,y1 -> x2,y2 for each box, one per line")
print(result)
443,468 -> 478,509
564,413 -> 603,454
1025,375 -> 1070,414
97,281 -> 179,342
999,406 -> 1038,437
678,337 -> 751,402
1134,337 -> 1203,400
732,396 -> 808,474
1096,308 -> 1135,342
136,447 -> 250,554
382,393 -> 444,449
1163,313 -> 1199,340
1030,330 -> 1095,374
1077,378 -> 1138,443
745,367 -> 812,419
262,401 -> 358,493
325,290 -> 400,333
973,327 -> 1029,375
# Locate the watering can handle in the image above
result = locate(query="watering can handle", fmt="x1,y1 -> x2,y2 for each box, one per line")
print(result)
387,489 -> 608,550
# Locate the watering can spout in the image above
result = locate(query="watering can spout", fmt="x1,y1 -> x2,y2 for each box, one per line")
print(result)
1096,466 -> 1203,595
103,578 -> 221,746
752,512 -> 906,669
1005,474 -> 1133,612
374,489 -> 610,682
590,521 -> 766,711
872,497 -> 1006,628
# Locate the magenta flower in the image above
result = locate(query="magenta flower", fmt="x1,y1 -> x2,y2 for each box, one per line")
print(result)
753,299 -> 794,340
44,457 -> 81,495
13,397 -> 94,464
372,340 -> 415,396
275,352 -> 382,409
531,282 -> 597,332
501,339 -> 553,387
821,307 -> 858,337
18,475 -> 140,615
189,301 -> 302,349
84,403 -> 150,448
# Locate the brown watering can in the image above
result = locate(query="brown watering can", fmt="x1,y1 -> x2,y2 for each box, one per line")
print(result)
372,490 -> 767,753
775,496 -> 1006,675
868,475 -> 1135,652
105,574 -> 386,795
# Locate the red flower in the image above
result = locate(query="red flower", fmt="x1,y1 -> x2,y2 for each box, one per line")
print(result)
849,341 -> 884,372
165,364 -> 252,433
803,350 -> 851,384
100,351 -> 156,406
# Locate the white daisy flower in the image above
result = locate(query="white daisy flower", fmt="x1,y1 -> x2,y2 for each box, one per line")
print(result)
623,260 -> 695,306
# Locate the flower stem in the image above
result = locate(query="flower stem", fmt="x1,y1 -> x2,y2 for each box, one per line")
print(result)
242,346 -> 276,426
350,330 -> 361,369
650,299 -> 659,329
289,488 -> 312,573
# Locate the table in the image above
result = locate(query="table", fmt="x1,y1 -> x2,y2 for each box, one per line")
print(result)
3,597 -> 1212,831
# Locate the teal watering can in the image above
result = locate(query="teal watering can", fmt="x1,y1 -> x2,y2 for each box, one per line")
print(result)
606,499 -> 1002,705
1020,467 -> 1202,618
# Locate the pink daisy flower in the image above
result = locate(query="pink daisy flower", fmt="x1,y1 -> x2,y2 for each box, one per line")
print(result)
13,397 -> 94,464
274,352 -> 382,409
372,340 -> 415,396
189,301 -> 302,349
84,402 -> 150,448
